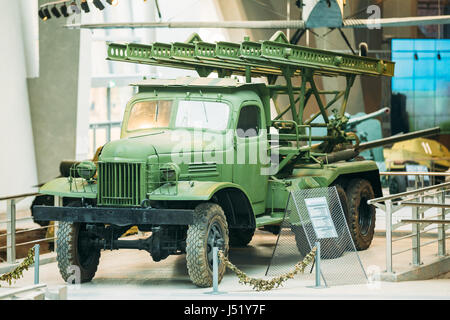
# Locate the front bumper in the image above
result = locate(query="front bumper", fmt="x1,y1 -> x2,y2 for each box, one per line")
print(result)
33,205 -> 194,226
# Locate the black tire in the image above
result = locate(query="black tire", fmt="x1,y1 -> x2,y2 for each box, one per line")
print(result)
346,179 -> 376,250
56,202 -> 100,283
31,195 -> 54,227
291,224 -> 313,258
186,202 -> 229,287
291,225 -> 345,260
332,184 -> 352,251
290,186 -> 347,260
229,228 -> 255,247
434,175 -> 445,185
262,225 -> 281,235
388,175 -> 407,195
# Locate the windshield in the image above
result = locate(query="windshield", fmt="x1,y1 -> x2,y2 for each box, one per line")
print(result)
127,99 -> 230,132
127,100 -> 173,131
175,100 -> 229,131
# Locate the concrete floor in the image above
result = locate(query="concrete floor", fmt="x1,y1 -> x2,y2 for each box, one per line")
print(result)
1,229 -> 449,300
1,189 -> 449,300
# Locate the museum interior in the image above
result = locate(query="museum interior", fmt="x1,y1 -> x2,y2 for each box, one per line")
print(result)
0,0 -> 449,301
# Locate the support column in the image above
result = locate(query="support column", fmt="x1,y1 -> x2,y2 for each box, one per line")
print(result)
28,0 -> 82,184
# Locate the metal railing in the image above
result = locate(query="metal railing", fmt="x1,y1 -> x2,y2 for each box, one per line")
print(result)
0,284 -> 47,300
0,193 -> 62,265
368,172 -> 449,274
380,171 -> 450,189
89,121 -> 121,157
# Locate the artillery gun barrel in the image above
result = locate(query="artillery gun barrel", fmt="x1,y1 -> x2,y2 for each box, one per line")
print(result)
347,107 -> 390,126
356,127 -> 440,152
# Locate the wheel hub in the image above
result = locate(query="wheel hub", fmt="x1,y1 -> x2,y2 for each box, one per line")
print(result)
206,221 -> 224,269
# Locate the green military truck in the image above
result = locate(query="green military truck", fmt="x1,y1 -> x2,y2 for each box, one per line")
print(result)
34,31 -> 427,287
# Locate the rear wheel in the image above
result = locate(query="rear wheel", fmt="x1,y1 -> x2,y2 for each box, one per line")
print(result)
291,186 -> 347,259
346,179 -> 376,250
186,203 -> 229,287
56,202 -> 101,283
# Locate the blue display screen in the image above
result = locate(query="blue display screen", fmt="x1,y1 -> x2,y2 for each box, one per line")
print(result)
391,39 -> 450,131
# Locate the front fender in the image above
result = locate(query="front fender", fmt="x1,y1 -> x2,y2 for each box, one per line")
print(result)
39,177 -> 97,199
148,181 -> 249,201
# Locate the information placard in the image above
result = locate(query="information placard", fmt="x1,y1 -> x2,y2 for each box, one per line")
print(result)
304,197 -> 337,239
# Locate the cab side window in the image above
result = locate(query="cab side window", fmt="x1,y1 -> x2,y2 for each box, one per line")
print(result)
236,105 -> 261,138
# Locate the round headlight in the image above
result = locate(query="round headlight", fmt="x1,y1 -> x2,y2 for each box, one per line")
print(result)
76,161 -> 97,180
159,163 -> 180,183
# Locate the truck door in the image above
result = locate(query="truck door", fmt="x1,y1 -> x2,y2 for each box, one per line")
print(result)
232,101 -> 269,210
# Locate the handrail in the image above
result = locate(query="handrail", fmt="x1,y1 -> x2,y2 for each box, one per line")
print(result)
0,284 -> 46,300
368,181 -> 450,204
379,171 -> 450,176
400,202 -> 450,209
401,219 -> 449,224
367,178 -> 449,275
0,192 -> 39,202
0,192 -> 52,265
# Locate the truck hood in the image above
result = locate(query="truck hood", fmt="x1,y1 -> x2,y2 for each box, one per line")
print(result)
99,130 -> 231,161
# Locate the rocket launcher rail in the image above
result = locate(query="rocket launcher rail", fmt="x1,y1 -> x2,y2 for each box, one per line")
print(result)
107,31 -> 394,79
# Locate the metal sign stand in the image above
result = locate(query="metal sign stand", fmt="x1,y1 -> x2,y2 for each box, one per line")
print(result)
307,241 -> 327,289
34,244 -> 40,285
205,247 -> 226,295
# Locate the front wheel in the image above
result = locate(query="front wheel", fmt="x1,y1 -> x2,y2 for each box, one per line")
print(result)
186,203 -> 229,287
56,221 -> 101,283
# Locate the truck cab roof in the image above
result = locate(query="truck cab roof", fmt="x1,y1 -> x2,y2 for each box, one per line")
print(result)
132,77 -> 267,90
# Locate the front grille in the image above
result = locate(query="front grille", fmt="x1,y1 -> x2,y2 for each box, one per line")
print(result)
97,162 -> 145,206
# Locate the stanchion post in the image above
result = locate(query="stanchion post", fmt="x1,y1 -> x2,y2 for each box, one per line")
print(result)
315,241 -> 321,287
205,245 -> 226,295
34,244 -> 40,285
308,241 -> 326,289
385,200 -> 393,273
6,199 -> 16,264
212,247 -> 219,293
438,189 -> 446,257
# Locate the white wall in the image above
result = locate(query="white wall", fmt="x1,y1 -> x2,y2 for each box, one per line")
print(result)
18,0 -> 39,78
0,1 -> 38,211
75,29 -> 92,161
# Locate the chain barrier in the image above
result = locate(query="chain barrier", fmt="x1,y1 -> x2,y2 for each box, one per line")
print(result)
218,247 -> 316,291
0,247 -> 35,286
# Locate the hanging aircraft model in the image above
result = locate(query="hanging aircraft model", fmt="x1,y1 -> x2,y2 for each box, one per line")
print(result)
67,0 -> 450,32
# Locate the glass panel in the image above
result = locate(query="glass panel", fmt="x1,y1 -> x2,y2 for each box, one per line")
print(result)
236,105 -> 261,138
391,39 -> 450,132
127,100 -> 173,131
90,87 -> 108,123
110,87 -> 135,121
111,126 -> 121,141
175,100 -> 229,130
